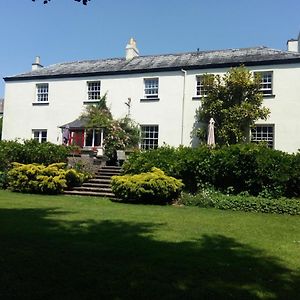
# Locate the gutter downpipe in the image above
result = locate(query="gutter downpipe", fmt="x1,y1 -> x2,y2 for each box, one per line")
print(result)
180,69 -> 187,145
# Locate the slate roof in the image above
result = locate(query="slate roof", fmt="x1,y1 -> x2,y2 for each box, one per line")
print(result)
5,46 -> 300,81
60,118 -> 87,129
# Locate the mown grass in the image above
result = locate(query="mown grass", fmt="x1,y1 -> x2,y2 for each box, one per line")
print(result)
0,189 -> 300,299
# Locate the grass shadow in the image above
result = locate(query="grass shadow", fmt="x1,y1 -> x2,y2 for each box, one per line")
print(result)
0,207 -> 299,299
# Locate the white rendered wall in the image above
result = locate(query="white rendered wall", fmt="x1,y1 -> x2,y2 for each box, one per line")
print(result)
2,71 -> 184,148
3,63 -> 300,153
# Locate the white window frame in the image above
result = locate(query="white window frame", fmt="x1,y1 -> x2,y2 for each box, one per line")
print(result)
87,81 -> 101,101
256,71 -> 273,96
140,125 -> 159,150
36,83 -> 49,102
83,128 -> 104,148
32,129 -> 47,143
196,75 -> 209,97
144,78 -> 159,99
251,124 -> 274,148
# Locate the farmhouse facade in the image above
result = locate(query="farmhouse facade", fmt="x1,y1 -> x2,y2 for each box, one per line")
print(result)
2,37 -> 300,153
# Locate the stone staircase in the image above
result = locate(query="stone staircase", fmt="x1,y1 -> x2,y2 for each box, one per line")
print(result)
64,166 -> 122,198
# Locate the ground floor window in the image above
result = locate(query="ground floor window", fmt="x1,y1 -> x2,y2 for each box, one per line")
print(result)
32,130 -> 47,143
68,129 -> 104,148
251,124 -> 274,148
140,125 -> 159,150
84,129 -> 103,147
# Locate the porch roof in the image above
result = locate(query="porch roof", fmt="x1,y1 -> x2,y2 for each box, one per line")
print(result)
60,118 -> 87,130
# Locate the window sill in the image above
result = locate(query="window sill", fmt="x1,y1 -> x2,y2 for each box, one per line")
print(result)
83,100 -> 100,104
140,98 -> 160,102
263,94 -> 276,98
192,96 -> 202,100
32,102 -> 49,106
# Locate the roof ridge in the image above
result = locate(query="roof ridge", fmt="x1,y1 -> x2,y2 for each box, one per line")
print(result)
45,46 -> 272,67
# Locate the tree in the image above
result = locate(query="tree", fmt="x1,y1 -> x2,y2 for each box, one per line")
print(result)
32,0 -> 90,5
80,95 -> 140,162
196,66 -> 270,145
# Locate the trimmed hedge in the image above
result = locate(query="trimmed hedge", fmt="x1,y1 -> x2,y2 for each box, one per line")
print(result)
111,167 -> 184,204
8,163 -> 88,194
179,191 -> 300,215
0,139 -> 73,188
123,144 -> 300,198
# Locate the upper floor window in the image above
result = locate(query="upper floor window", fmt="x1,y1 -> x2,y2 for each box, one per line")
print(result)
144,78 -> 159,99
196,75 -> 209,97
251,124 -> 274,148
87,81 -> 101,101
256,72 -> 273,96
33,129 -> 47,143
36,84 -> 48,102
140,125 -> 159,150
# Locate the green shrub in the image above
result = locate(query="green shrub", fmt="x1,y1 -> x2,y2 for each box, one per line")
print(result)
122,145 -> 213,192
123,144 -> 300,198
111,167 -> 184,204
179,190 -> 300,215
0,139 -> 72,173
65,169 -> 91,188
7,163 -> 87,194
0,171 -> 8,189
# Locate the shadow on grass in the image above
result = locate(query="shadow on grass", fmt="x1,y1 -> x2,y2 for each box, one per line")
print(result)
0,207 -> 299,299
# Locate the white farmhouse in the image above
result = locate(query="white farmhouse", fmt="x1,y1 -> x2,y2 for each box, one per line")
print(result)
2,37 -> 300,153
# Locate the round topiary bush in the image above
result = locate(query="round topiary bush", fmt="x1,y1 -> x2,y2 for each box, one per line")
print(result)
111,167 -> 184,204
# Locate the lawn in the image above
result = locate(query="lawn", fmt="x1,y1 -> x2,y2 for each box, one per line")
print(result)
0,190 -> 300,299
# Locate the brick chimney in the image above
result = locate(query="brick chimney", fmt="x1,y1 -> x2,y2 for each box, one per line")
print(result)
125,38 -> 139,60
32,56 -> 43,71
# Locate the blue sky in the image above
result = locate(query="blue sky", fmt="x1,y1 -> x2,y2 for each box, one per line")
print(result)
0,0 -> 299,97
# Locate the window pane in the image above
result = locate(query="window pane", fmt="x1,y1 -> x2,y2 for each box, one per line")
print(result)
144,78 -> 159,98
88,81 -> 101,100
140,125 -> 159,150
37,84 -> 49,102
251,125 -> 274,148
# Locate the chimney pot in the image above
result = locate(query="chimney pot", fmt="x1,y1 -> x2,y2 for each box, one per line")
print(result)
32,56 -> 43,71
287,33 -> 300,52
125,38 -> 139,60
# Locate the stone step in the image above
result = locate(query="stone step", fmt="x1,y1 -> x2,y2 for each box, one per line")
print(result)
73,186 -> 113,193
89,178 -> 111,184
64,165 -> 122,198
64,190 -> 115,198
96,171 -> 121,176
82,182 -> 111,188
94,175 -> 115,180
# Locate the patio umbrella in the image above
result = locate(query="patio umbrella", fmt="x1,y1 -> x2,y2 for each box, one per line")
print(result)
207,118 -> 215,147
62,125 -> 70,145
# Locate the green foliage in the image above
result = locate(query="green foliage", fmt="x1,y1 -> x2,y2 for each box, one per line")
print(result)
122,145 -> 212,192
81,94 -> 113,129
0,139 -> 71,171
196,66 -> 270,145
0,139 -> 72,188
180,190 -> 300,215
103,117 -> 140,162
123,144 -> 300,198
111,167 -> 184,204
8,163 -> 87,194
80,94 -> 140,163
65,168 -> 91,188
